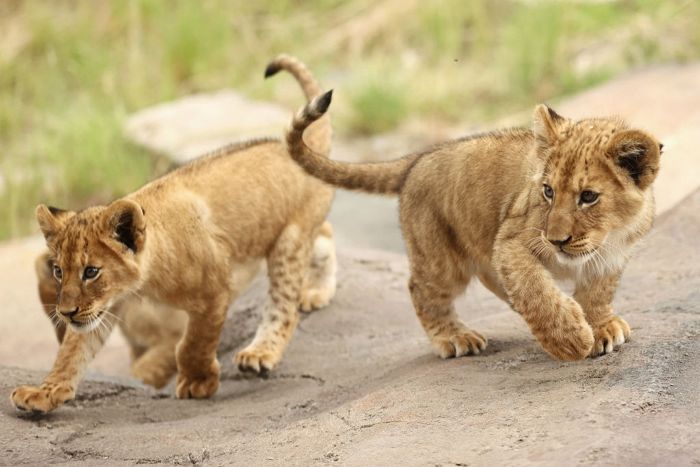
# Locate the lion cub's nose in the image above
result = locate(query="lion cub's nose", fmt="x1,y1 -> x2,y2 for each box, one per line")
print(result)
548,235 -> 572,247
58,307 -> 79,318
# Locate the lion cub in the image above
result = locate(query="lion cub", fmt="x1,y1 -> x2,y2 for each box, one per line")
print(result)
34,221 -> 335,390
11,55 -> 337,413
287,91 -> 661,361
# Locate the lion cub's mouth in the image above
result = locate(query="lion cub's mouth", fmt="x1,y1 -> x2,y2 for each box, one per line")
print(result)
69,310 -> 105,332
555,248 -> 596,265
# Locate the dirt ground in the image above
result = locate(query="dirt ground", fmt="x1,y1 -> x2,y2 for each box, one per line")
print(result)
0,189 -> 698,466
1,65 -> 699,465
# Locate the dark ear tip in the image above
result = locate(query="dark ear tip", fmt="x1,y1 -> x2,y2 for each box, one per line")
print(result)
658,142 -> 664,153
48,206 -> 66,216
545,104 -> 563,121
264,63 -> 281,79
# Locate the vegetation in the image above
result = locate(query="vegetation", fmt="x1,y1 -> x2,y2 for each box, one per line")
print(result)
1,0 -> 698,239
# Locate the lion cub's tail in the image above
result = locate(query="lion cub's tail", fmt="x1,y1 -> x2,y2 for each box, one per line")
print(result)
286,91 -> 417,195
265,54 -> 332,156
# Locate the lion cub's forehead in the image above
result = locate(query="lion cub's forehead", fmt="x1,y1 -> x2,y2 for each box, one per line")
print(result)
560,118 -> 624,149
546,118 -> 625,190
53,208 -> 105,264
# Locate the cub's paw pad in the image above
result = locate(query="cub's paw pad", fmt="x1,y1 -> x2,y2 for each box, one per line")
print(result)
537,300 -> 594,361
431,328 -> 487,359
590,316 -> 630,357
541,324 -> 595,361
299,287 -> 333,313
175,361 -> 220,399
11,384 -> 74,414
235,346 -> 280,375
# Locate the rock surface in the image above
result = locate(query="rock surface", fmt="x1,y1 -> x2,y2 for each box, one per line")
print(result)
1,188 -> 699,466
124,90 -> 292,164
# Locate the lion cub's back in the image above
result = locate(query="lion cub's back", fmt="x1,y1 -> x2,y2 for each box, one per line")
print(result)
134,139 -> 333,256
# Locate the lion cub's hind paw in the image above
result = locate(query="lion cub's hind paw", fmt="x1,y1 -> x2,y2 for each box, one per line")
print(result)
11,383 -> 74,414
590,316 -> 630,357
235,345 -> 282,375
431,326 -> 487,359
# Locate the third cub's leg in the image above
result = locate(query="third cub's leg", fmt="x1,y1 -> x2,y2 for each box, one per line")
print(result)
574,273 -> 630,357
236,224 -> 311,374
132,343 -> 178,389
300,221 -> 337,312
404,218 -> 487,358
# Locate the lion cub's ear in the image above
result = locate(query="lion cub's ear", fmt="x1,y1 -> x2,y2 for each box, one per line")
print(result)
36,205 -> 74,241
102,199 -> 146,254
533,104 -> 565,146
607,129 -> 661,190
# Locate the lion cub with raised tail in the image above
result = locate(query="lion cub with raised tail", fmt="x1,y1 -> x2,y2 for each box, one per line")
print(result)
287,90 -> 661,361
11,55 -> 337,413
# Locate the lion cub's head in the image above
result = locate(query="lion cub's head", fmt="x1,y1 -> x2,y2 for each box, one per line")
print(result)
35,199 -> 146,332
532,104 -> 661,270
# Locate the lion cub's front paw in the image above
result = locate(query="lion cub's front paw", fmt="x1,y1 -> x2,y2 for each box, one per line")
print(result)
429,322 -> 487,359
235,344 -> 282,375
536,300 -> 594,361
589,315 -> 630,357
175,359 -> 220,399
11,383 -> 74,413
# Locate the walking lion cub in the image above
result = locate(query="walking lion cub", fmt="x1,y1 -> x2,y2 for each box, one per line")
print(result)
12,55 -> 337,413
287,91 -> 661,361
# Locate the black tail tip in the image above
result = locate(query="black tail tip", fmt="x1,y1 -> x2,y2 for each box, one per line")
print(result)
316,89 -> 333,113
264,63 -> 281,79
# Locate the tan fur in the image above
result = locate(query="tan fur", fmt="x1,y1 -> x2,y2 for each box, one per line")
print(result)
287,94 -> 661,362
12,56 -> 338,413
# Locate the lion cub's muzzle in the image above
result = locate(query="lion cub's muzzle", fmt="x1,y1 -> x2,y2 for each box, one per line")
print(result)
57,306 -> 105,332
58,307 -> 79,320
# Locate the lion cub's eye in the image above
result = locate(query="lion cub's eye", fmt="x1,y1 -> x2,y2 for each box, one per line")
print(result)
52,265 -> 63,281
579,190 -> 599,205
543,184 -> 554,200
83,266 -> 100,280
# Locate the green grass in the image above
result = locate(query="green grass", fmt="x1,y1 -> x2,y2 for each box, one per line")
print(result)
346,71 -> 408,135
1,0 -> 699,239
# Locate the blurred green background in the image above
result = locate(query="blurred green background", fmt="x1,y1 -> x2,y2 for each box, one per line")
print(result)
1,0 -> 698,240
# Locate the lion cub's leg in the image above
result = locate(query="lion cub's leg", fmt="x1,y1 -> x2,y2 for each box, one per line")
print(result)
409,273 -> 487,358
493,236 -> 594,360
132,343 -> 178,389
300,221 -> 337,312
236,224 -> 311,374
11,322 -> 114,413
175,293 -> 228,399
404,222 -> 486,358
574,274 -> 630,357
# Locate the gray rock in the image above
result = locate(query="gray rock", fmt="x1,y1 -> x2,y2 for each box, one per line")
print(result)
124,90 -> 291,164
